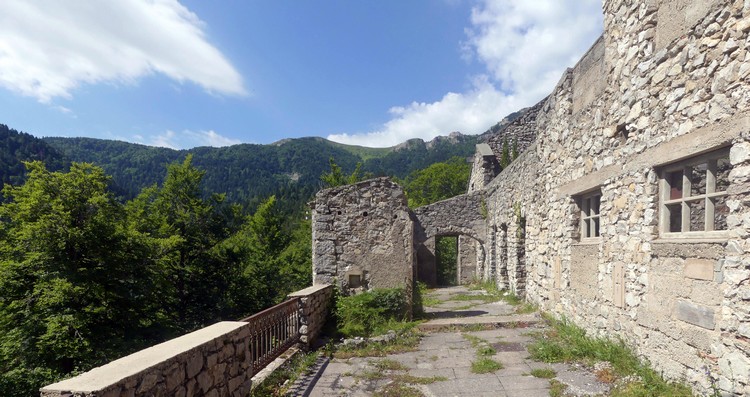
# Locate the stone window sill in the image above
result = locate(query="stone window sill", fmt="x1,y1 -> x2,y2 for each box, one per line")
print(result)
653,236 -> 728,244
574,238 -> 602,246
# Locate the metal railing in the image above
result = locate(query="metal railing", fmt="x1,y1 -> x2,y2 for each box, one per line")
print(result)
241,297 -> 301,376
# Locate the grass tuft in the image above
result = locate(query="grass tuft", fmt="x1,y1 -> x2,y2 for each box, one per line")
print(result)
549,379 -> 568,397
529,368 -> 556,379
250,352 -> 319,396
471,357 -> 504,373
528,315 -> 693,397
374,382 -> 424,397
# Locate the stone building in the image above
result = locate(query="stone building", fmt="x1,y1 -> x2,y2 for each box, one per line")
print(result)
311,178 -> 414,294
312,0 -> 750,394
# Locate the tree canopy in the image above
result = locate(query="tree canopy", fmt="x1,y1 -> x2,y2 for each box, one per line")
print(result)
400,156 -> 472,208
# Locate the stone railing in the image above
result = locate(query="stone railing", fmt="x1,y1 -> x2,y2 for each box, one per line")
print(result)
40,284 -> 333,397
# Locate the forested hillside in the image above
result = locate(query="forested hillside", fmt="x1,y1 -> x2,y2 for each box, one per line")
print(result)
42,134 -> 477,211
0,124 -> 66,186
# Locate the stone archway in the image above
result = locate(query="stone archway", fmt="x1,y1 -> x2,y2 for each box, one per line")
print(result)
411,192 -> 488,287
414,233 -> 486,287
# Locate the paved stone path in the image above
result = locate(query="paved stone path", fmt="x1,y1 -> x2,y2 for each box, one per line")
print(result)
308,286 -> 609,397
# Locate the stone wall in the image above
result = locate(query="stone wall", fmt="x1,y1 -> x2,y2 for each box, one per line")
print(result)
412,192 -> 486,287
481,97 -> 546,159
312,178 -> 414,293
469,0 -> 750,394
40,286 -> 333,397
289,284 -> 334,348
468,143 -> 499,193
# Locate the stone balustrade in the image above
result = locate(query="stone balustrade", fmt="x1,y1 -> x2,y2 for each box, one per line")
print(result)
40,284 -> 333,397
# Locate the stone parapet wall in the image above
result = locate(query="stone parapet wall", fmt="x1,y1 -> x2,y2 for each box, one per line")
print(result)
40,285 -> 333,397
289,284 -> 334,348
40,322 -> 255,397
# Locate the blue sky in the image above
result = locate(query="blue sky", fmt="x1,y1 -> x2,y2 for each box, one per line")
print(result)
0,1 -> 603,149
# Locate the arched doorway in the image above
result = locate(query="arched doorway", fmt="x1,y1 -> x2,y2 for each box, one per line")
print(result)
416,233 -> 486,287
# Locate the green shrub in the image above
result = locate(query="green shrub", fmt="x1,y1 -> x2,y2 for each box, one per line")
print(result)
335,288 -> 409,337
0,367 -> 61,397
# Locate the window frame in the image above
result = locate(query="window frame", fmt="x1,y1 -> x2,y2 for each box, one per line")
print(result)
658,148 -> 730,240
577,190 -> 602,242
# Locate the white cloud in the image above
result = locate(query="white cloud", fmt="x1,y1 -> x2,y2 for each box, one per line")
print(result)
0,0 -> 246,103
143,129 -> 241,150
328,0 -> 602,147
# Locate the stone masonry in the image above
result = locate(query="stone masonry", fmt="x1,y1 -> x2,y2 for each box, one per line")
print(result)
469,0 -> 750,395
312,0 -> 750,395
312,178 -> 414,293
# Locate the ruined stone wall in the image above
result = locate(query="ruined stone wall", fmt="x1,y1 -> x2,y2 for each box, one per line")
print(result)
482,97 -> 546,159
475,0 -> 750,394
468,143 -> 500,193
412,192 -> 487,286
312,178 -> 414,293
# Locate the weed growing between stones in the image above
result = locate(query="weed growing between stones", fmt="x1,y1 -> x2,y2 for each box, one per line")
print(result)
549,379 -> 568,397
333,330 -> 422,359
529,367 -> 556,379
350,358 -> 446,397
373,382 -> 424,397
514,302 -> 537,314
528,314 -> 693,397
463,333 -> 504,374
467,281 -> 525,306
250,351 -> 319,397
471,357 -> 503,374
372,359 -> 409,372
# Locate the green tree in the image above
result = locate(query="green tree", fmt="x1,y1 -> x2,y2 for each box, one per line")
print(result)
500,137 -> 511,168
511,137 -> 519,160
321,157 -> 364,188
0,162 -> 161,396
401,156 -> 471,208
126,155 -> 241,332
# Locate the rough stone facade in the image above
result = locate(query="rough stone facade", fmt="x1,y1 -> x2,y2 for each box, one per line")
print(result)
40,286 -> 333,397
312,178 -> 414,293
470,0 -> 750,394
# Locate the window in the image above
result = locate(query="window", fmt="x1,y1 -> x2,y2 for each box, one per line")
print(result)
578,191 -> 601,240
659,148 -> 731,237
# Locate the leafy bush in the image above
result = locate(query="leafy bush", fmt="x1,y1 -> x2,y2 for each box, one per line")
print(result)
335,288 -> 409,337
0,367 -> 61,397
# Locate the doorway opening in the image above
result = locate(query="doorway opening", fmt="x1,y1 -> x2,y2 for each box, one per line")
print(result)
436,236 -> 458,286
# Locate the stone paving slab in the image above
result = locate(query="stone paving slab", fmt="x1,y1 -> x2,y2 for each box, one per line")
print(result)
306,287 -> 610,396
